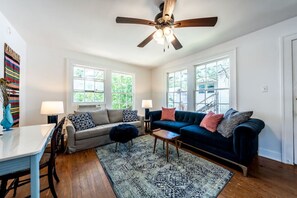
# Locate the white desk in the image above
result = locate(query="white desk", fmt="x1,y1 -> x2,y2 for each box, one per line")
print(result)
0,124 -> 56,198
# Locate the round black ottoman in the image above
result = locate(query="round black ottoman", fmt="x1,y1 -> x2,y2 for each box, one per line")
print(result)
109,124 -> 139,151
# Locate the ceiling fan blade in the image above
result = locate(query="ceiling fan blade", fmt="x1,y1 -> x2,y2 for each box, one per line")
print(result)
163,0 -> 176,22
171,34 -> 183,50
116,17 -> 156,26
137,32 -> 156,48
174,17 -> 218,28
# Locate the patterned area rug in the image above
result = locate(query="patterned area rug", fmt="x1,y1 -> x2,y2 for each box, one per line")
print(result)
96,135 -> 233,198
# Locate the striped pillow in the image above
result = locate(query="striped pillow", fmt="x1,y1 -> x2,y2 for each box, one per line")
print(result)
161,107 -> 176,121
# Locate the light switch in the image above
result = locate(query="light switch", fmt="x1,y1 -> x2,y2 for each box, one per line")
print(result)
262,85 -> 268,93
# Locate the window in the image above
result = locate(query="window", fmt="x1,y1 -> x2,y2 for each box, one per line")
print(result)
72,65 -> 105,103
167,69 -> 187,110
195,57 -> 230,113
111,72 -> 134,109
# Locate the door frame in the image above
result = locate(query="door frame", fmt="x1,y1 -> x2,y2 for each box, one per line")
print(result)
281,33 -> 297,164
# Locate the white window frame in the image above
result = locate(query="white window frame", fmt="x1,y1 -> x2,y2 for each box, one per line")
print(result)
166,69 -> 188,110
72,64 -> 105,104
66,59 -> 108,112
111,71 -> 135,109
195,57 -> 230,113
193,50 -> 237,112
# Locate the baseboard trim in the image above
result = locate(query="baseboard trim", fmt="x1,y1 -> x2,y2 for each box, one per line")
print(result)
258,147 -> 282,162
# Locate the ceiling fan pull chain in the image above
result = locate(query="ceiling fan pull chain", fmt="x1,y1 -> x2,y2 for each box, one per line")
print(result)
166,37 -> 170,50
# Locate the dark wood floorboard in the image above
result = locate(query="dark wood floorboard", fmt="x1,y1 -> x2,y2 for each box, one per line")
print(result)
5,146 -> 297,198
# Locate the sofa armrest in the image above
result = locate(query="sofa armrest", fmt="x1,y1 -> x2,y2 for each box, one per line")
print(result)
149,110 -> 162,121
149,110 -> 162,130
138,115 -> 144,134
65,121 -> 76,153
233,118 -> 265,164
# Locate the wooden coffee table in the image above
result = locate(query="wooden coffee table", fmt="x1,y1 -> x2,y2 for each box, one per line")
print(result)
152,129 -> 180,162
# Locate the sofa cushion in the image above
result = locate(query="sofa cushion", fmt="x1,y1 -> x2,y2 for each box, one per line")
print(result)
75,123 -> 118,140
91,110 -> 110,125
107,109 -> 123,123
75,121 -> 142,140
75,110 -> 110,126
175,111 -> 205,125
123,109 -> 138,122
200,111 -> 224,132
180,125 -> 233,151
161,107 -> 176,121
152,120 -> 191,133
217,108 -> 253,138
69,112 -> 96,131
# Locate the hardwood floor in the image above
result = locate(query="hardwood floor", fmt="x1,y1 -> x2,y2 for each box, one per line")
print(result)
5,147 -> 297,198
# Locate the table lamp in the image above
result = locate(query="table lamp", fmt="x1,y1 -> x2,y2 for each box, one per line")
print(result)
142,100 -> 153,120
40,101 -> 64,125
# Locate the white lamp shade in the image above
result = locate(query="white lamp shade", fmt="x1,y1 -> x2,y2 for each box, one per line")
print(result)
142,100 -> 153,108
40,101 -> 64,115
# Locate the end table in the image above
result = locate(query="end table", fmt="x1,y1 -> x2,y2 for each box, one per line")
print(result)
144,119 -> 151,133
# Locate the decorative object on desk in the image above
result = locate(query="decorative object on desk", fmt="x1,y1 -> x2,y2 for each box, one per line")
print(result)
0,78 -> 13,131
1,104 -> 14,131
96,135 -> 233,198
41,101 -> 64,125
4,43 -> 21,127
142,99 -> 152,120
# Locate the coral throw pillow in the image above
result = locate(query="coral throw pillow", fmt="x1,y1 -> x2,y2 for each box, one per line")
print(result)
200,111 -> 224,132
161,107 -> 176,121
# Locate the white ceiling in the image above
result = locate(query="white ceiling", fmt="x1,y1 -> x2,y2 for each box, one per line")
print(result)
1,0 -> 297,67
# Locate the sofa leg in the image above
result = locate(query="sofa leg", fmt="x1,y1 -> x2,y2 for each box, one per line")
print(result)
115,142 -> 118,152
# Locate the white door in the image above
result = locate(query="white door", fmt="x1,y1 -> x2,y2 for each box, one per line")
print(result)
293,39 -> 297,164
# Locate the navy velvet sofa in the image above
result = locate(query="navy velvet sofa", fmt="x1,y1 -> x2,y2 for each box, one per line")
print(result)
149,110 -> 265,176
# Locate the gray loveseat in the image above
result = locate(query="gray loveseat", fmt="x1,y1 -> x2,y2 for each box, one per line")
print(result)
66,109 -> 144,153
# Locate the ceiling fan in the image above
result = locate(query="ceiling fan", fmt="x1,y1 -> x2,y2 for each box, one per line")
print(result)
116,0 -> 218,51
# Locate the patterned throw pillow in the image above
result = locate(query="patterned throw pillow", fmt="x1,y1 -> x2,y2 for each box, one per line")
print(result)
217,108 -> 253,138
161,107 -> 176,121
200,111 -> 224,132
68,112 -> 96,131
123,110 -> 138,122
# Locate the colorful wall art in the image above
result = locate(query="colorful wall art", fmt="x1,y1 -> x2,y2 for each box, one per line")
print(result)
4,43 -> 20,126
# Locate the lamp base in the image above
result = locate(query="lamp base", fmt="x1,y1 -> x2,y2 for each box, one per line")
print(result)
48,115 -> 58,126
145,109 -> 150,120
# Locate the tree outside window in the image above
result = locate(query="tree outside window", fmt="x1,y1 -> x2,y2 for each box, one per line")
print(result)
167,69 -> 187,110
195,58 -> 230,113
73,65 -> 105,103
111,72 -> 134,109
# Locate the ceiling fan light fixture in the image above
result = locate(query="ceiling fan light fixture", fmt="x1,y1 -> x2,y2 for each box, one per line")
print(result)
155,37 -> 165,45
116,0 -> 216,50
166,34 -> 175,42
163,27 -> 173,37
163,27 -> 175,42
153,29 -> 165,45
153,29 -> 163,39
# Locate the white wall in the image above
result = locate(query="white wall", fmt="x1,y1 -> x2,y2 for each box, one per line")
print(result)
25,44 -> 151,125
0,12 -> 26,126
151,16 -> 297,162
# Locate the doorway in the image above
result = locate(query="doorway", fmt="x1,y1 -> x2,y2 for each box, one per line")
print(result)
282,34 -> 297,165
